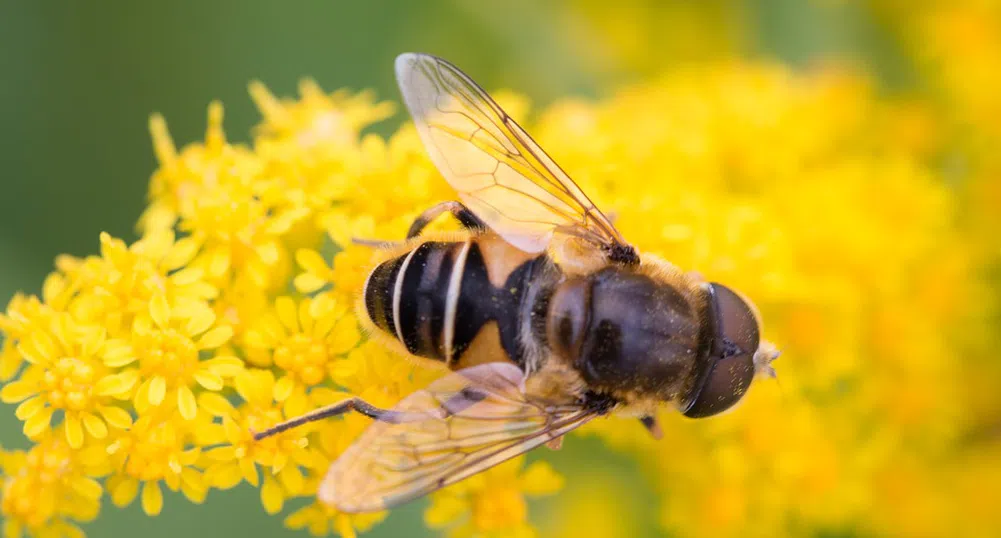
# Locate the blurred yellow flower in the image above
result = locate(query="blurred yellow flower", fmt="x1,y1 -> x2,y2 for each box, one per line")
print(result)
284,501 -> 386,538
425,456 -> 563,538
1,436 -> 109,538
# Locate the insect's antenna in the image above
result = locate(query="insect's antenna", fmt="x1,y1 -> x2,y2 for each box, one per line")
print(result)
252,401 -> 355,441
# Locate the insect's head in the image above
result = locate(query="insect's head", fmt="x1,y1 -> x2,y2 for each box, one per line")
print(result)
680,282 -> 777,418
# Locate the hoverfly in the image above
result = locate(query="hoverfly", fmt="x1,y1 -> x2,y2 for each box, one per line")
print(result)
253,53 -> 780,513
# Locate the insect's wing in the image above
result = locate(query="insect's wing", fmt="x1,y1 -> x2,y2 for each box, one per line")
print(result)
319,362 -> 596,513
395,52 -> 628,254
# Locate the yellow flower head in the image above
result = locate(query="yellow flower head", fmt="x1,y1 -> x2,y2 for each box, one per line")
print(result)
1,436 -> 108,538
201,369 -> 320,515
1,314 -> 132,448
242,295 -> 361,393
102,294 -> 242,420
104,410 -> 214,516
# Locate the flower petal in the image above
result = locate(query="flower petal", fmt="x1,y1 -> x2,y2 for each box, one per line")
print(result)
194,370 -> 224,391
70,476 -> 104,502
328,322 -> 361,355
28,330 -> 58,362
261,475 -> 284,515
142,481 -> 164,516
150,292 -> 171,329
111,477 -> 139,507
295,248 -> 329,275
273,375 -> 295,402
184,307 -> 217,337
164,236 -> 200,270
99,405 -> 134,429
278,466 -> 304,496
79,412 -> 108,438
1,379 -> 37,403
178,386 -> 198,420
275,296 -> 299,333
23,407 -> 53,438
197,326 -> 233,349
96,370 -> 139,397
15,395 -> 45,420
102,340 -> 136,367
148,375 -> 167,406
205,355 -> 244,377
65,414 -> 85,449
293,273 -> 327,294
240,456 -> 260,487
207,462 -> 243,490
81,327 -> 107,358
198,392 -> 234,416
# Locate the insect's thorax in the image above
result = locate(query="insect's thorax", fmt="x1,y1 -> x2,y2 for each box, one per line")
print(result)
361,233 -> 559,372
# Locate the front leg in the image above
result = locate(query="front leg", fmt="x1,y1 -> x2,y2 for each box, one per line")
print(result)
406,201 -> 486,239
353,201 -> 487,248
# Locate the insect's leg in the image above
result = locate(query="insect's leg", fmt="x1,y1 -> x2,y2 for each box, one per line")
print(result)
251,398 -> 428,441
407,201 -> 486,239
640,415 -> 663,440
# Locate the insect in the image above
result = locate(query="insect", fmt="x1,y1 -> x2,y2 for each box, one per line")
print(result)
253,52 -> 780,513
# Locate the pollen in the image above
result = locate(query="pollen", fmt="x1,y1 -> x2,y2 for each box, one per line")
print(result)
133,328 -> 199,382
273,334 -> 329,386
41,357 -> 98,411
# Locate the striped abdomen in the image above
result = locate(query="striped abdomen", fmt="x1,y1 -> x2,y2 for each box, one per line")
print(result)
363,238 -> 544,368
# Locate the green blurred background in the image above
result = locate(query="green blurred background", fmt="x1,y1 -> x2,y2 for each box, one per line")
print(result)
0,1 -> 916,536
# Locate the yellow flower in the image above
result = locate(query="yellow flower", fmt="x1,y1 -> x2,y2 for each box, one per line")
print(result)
0,436 -> 108,538
242,296 -> 360,398
74,231 -> 214,331
425,456 -> 563,538
104,411 -> 214,516
1,294 -> 59,381
276,341 -> 442,537
284,501 -> 386,538
249,80 -> 395,233
147,103 -> 309,291
102,294 -> 242,420
251,79 -> 395,150
0,313 -> 133,448
143,102 -> 263,233
201,369 -> 321,514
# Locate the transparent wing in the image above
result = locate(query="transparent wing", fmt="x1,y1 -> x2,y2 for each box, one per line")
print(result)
395,52 -> 628,254
319,362 -> 597,513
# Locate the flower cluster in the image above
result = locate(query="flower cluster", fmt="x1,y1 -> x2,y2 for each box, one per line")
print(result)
2,22 -> 1000,538
0,78 -> 555,538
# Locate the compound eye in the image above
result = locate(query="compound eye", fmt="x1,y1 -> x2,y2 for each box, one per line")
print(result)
683,283 -> 760,418
715,283 -> 759,360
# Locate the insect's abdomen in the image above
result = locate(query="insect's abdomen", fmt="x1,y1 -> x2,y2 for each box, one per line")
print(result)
363,239 -> 542,368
